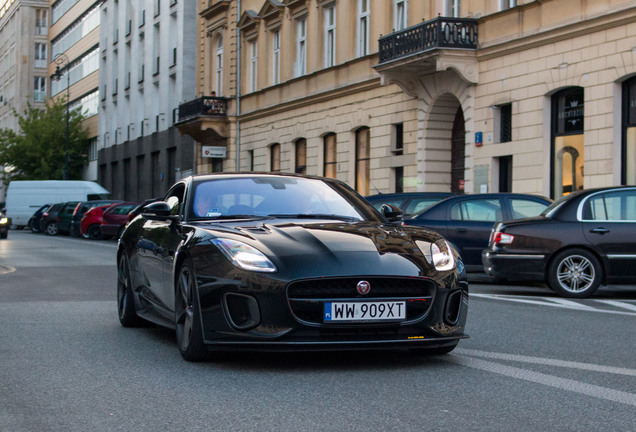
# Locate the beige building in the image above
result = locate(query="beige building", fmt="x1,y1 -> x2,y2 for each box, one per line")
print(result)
177,0 -> 636,200
0,0 -> 49,199
48,0 -> 101,181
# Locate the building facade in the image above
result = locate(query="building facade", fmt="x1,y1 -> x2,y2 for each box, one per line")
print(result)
97,0 -> 198,201
0,0 -> 49,200
49,0 -> 103,182
177,0 -> 636,201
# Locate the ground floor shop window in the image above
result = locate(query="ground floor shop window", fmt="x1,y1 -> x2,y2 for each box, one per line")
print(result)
355,127 -> 370,195
552,87 -> 584,197
623,77 -> 636,184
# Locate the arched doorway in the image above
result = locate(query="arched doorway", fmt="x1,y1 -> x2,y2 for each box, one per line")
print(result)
451,107 -> 466,193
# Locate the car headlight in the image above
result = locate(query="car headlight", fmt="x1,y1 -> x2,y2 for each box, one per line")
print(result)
0,217 -> 8,225
212,238 -> 277,273
416,239 -> 455,271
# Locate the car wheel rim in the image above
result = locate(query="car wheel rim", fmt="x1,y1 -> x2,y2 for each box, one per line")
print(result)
556,255 -> 595,293
117,256 -> 129,320
176,267 -> 194,351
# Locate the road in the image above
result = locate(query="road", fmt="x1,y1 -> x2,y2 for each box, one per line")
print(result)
1,230 -> 635,431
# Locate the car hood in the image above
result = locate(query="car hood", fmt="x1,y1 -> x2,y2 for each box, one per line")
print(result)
193,219 -> 451,278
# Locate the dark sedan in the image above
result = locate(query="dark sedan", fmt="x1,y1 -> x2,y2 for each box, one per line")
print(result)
366,192 -> 455,217
483,186 -> 636,298
403,193 -> 552,272
117,173 -> 468,361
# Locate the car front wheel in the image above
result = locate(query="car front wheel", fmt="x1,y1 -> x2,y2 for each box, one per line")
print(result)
117,254 -> 143,327
45,222 -> 58,236
87,224 -> 103,240
175,260 -> 207,362
548,249 -> 602,298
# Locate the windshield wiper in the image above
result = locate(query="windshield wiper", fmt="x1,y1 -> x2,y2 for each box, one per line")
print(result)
204,215 -> 270,221
267,214 -> 358,221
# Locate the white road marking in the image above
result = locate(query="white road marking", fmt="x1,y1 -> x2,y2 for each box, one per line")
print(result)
446,355 -> 636,407
455,348 -> 636,377
595,300 -> 636,313
471,293 -> 636,316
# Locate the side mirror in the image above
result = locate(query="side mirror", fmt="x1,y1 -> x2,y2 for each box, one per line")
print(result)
380,203 -> 403,222
142,202 -> 177,221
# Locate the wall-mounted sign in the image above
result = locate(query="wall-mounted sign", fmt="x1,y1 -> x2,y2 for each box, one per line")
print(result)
475,132 -> 483,146
202,146 -> 226,158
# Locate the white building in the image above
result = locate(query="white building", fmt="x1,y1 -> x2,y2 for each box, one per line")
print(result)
98,0 -> 198,200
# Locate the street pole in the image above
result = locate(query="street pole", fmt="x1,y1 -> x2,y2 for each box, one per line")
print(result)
53,53 -> 70,180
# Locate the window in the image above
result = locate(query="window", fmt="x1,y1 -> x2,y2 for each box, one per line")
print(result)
444,0 -> 460,17
451,199 -> 502,222
357,0 -> 370,57
622,77 -> 636,184
324,133 -> 337,178
295,18 -> 307,77
34,77 -> 46,102
583,190 -> 636,221
34,43 -> 47,68
495,103 -> 512,143
295,139 -> 307,175
88,138 -> 98,161
355,127 -> 370,195
324,5 -> 336,68
393,123 -> 403,155
216,37 -> 223,95
249,40 -> 258,92
394,0 -> 407,31
35,9 -> 48,35
270,144 -> 281,172
552,87 -> 584,197
510,198 -> 548,219
272,30 -> 280,85
498,0 -> 517,11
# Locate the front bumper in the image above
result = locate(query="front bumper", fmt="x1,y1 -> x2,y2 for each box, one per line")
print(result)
482,250 -> 546,282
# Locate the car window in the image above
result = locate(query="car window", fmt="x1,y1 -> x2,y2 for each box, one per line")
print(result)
451,199 -> 502,222
583,190 -> 636,221
406,199 -> 444,215
510,199 -> 549,219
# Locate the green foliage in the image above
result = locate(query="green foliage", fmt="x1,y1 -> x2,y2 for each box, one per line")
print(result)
0,98 -> 89,182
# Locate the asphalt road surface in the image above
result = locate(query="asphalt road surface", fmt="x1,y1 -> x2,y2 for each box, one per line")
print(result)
1,230 -> 635,431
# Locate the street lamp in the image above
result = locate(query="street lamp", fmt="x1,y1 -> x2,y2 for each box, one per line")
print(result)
52,53 -> 70,181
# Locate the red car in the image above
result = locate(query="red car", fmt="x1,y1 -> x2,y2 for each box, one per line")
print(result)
100,202 -> 140,239
81,204 -> 115,240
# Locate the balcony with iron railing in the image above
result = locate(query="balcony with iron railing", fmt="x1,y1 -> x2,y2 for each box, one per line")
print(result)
176,96 -> 231,142
375,16 -> 479,86
378,16 -> 478,64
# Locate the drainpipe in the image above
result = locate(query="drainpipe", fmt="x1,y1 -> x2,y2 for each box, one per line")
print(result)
235,0 -> 241,172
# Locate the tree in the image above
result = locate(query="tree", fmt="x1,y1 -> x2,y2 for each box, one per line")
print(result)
0,97 -> 89,182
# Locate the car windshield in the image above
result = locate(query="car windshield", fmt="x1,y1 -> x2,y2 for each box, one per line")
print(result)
189,177 -> 367,221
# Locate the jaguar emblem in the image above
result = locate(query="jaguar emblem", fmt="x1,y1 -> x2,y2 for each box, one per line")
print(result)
356,280 -> 371,295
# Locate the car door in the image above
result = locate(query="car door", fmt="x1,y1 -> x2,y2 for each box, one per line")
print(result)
446,197 -> 504,270
581,188 -> 636,283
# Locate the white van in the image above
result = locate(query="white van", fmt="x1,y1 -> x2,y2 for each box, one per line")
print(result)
5,180 -> 111,228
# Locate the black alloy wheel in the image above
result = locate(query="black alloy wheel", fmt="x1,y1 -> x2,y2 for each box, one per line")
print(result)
548,248 -> 602,298
45,222 -> 59,236
175,260 -> 207,361
117,253 -> 143,327
88,224 -> 103,240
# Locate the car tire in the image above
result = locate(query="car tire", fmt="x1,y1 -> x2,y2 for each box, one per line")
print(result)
410,341 -> 458,356
29,218 -> 41,233
45,222 -> 58,236
0,232 -> 7,239
548,248 -> 602,298
87,224 -> 103,240
175,259 -> 207,362
117,254 -> 144,327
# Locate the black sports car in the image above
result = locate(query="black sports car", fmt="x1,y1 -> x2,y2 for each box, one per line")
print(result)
117,173 -> 468,361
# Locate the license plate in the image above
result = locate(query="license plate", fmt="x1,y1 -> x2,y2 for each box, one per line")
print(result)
324,301 -> 406,322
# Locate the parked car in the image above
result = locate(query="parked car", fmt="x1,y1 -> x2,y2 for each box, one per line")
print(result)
117,173 -> 468,361
366,192 -> 455,217
69,200 -> 121,237
101,202 -> 140,239
0,208 -> 9,239
54,201 -> 80,235
81,204 -> 116,240
38,203 -> 64,235
403,193 -> 552,272
482,186 -> 636,298
28,204 -> 51,233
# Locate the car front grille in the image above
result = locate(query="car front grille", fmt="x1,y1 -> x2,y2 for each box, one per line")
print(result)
287,277 -> 435,325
